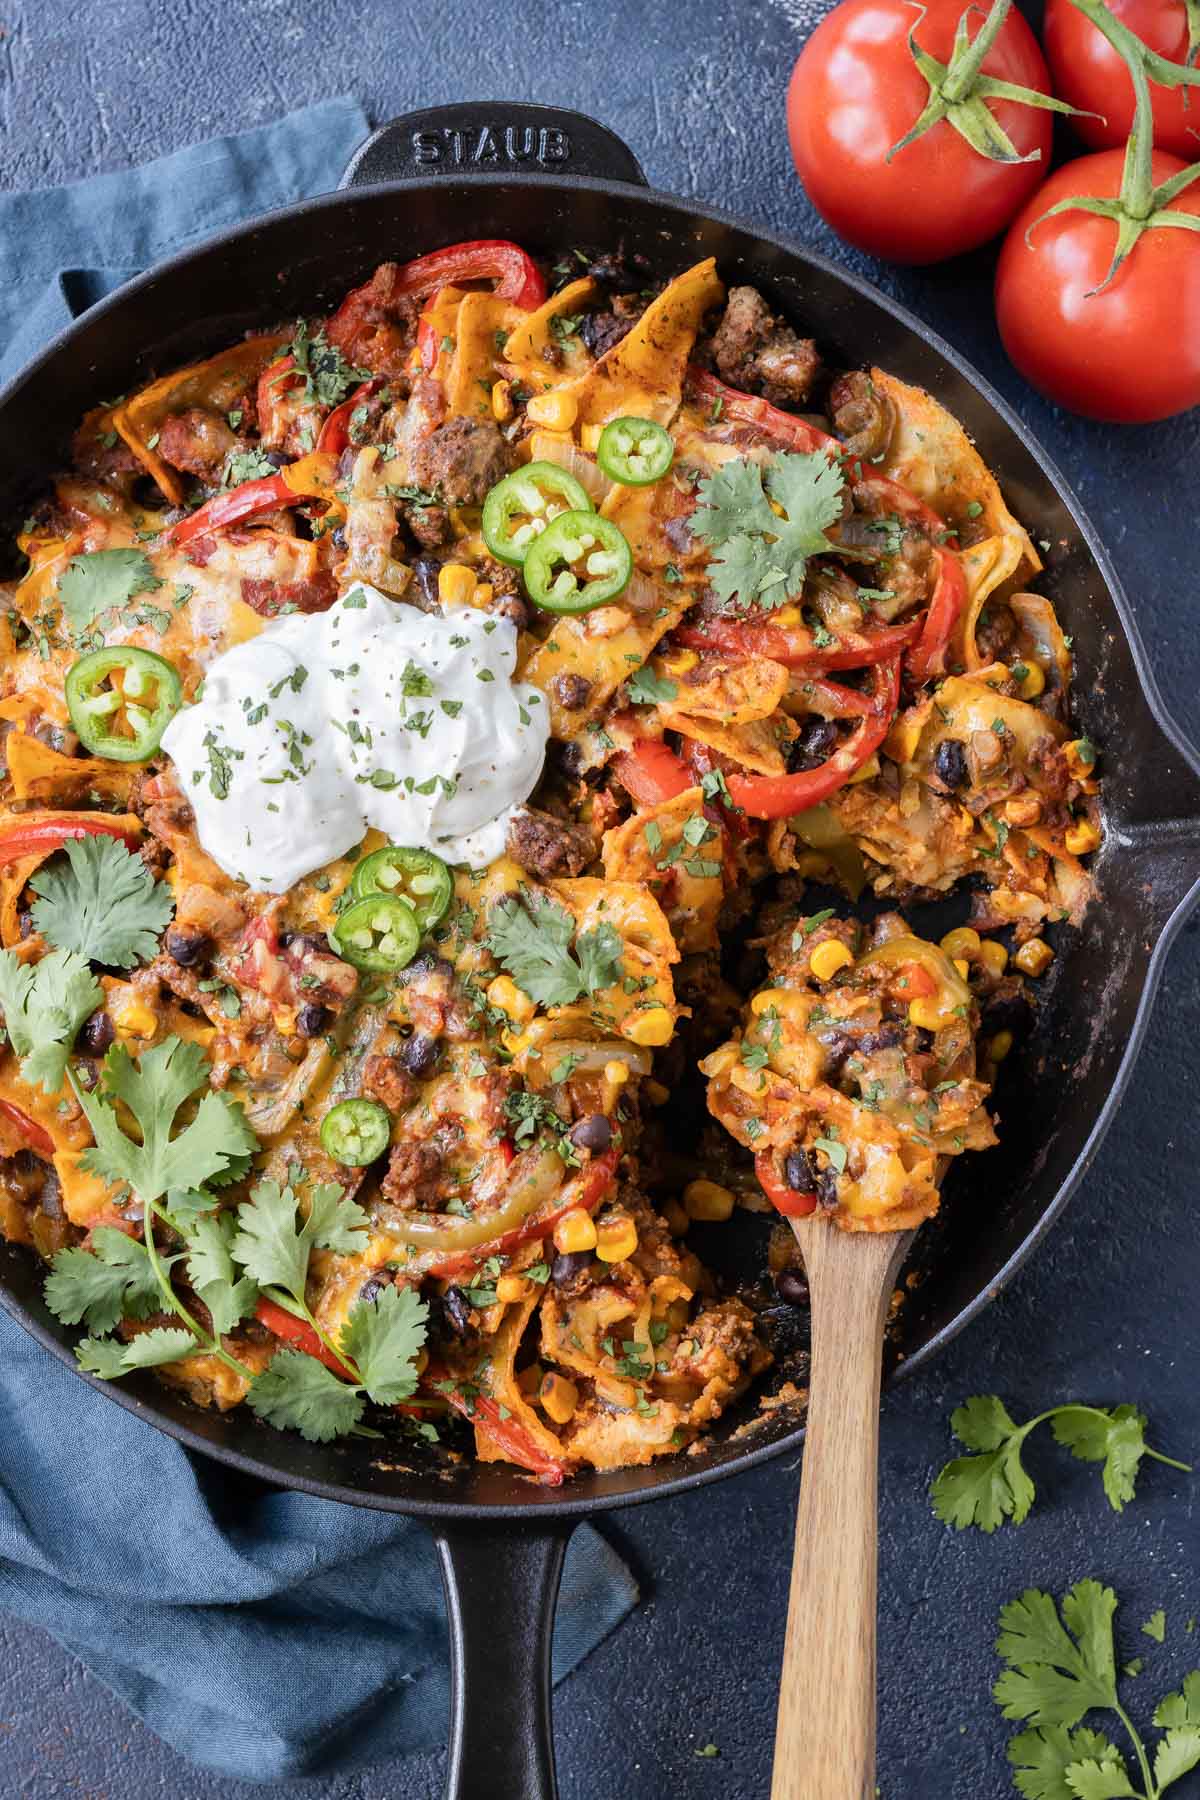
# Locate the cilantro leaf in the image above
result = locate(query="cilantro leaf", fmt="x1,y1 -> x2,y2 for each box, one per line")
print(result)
486,893 -> 624,1009
44,1227 -> 164,1334
247,1349 -> 366,1442
30,836 -> 174,969
1051,1405 -> 1153,1513
689,451 -> 845,612
1007,1725 -> 1133,1800
995,1582 -> 1119,1728
231,1177 -> 369,1299
107,1325 -> 199,1372
75,1336 -> 137,1378
1154,1671 -> 1200,1730
288,320 -> 368,409
1142,1610 -> 1167,1644
73,1036 -> 258,1204
1153,1731 -> 1200,1792
0,947 -> 103,1094
627,666 -> 679,706
184,1210 -> 259,1339
339,1285 -> 429,1404
57,548 -> 163,635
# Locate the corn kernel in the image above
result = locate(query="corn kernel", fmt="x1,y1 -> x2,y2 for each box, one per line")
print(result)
662,649 -> 698,675
471,581 -> 494,608
580,423 -> 602,452
491,379 -> 514,423
661,1197 -> 690,1236
940,926 -> 980,962
908,996 -> 951,1032
953,958 -> 970,980
496,1273 -> 532,1304
517,1362 -> 543,1396
539,1371 -> 579,1424
848,752 -> 880,785
552,1208 -> 598,1255
603,1058 -> 631,1086
1016,660 -> 1046,699
683,1179 -> 736,1222
1004,793 -> 1042,828
1064,738 -> 1098,780
989,1030 -> 1014,1062
114,998 -> 157,1039
438,563 -> 477,609
1064,818 -> 1102,856
624,1006 -> 673,1047
774,605 -> 803,625
526,390 -> 578,432
487,974 -> 536,1025
595,1213 -> 638,1263
809,939 -> 853,982
1014,937 -> 1054,977
977,939 -> 1008,979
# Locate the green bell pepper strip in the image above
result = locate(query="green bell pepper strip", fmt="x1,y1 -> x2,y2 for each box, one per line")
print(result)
596,416 -> 674,486
320,1097 -> 392,1166
330,893 -> 421,972
65,646 -> 182,762
522,510 -> 633,614
480,462 -> 593,567
351,845 -> 453,931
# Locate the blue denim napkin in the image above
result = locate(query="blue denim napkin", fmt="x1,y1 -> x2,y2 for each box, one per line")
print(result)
0,100 -> 638,1783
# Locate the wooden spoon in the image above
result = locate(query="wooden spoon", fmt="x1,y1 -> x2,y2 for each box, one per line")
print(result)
770,1220 -> 913,1800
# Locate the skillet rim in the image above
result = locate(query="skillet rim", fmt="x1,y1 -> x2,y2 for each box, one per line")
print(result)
0,170 -> 1198,1520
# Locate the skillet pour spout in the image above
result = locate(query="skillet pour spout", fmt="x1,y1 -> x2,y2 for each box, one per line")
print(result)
0,100 -> 1198,1800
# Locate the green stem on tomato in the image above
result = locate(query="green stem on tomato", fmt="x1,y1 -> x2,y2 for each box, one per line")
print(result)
940,0 -> 1013,101
1186,0 -> 1200,66
143,1197 -> 253,1380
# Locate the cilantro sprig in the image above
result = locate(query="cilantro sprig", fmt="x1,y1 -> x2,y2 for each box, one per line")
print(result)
995,1582 -> 1200,1799
288,320 -> 369,409
932,1396 -> 1190,1533
689,449 -> 845,613
486,891 -> 624,1009
31,835 -> 174,969
0,948 -> 103,1093
56,548 -> 164,638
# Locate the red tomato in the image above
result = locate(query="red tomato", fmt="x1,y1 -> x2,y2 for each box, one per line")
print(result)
995,148 -> 1200,422
786,0 -> 1056,263
1044,0 -> 1200,156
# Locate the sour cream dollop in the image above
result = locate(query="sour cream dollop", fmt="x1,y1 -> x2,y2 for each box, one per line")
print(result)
160,583 -> 550,891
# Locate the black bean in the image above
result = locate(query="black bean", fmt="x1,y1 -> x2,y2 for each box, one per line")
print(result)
296,1001 -> 328,1037
934,737 -> 969,790
784,1148 -> 818,1192
816,1166 -> 840,1209
774,1268 -> 810,1308
400,1032 -> 440,1077
569,1113 -> 612,1154
493,591 -> 531,631
855,1026 -> 904,1055
553,672 -> 593,711
76,1010 -> 115,1056
359,1273 -> 392,1306
413,556 -> 442,609
263,449 -> 289,470
17,908 -> 33,940
788,717 -> 838,773
165,926 -> 212,969
443,1285 -> 473,1336
912,1027 -> 935,1053
551,1250 -> 593,1285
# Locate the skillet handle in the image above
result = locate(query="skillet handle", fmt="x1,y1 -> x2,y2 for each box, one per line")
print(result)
340,104 -> 648,190
432,1517 -> 576,1800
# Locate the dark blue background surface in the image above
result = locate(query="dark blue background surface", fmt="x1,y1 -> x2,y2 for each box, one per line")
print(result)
2,1 -> 1199,1794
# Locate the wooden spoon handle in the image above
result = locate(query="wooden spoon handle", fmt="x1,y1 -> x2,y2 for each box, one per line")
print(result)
770,1225 -> 910,1800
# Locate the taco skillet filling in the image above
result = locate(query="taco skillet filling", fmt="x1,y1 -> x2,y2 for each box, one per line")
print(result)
0,245 -> 1101,1484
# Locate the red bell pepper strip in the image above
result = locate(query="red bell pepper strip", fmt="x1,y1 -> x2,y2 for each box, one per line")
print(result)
755,1150 -> 817,1218
166,472 -> 297,548
802,675 -> 874,718
416,311 -> 441,373
610,740 -> 694,809
255,1297 -> 354,1377
676,615 -> 920,677
726,655 -> 901,820
688,367 -> 837,454
0,1099 -> 56,1159
906,547 -> 967,685
427,1149 -> 618,1283
388,241 -> 545,309
0,816 -> 139,864
425,1373 -> 567,1486
316,378 -> 385,455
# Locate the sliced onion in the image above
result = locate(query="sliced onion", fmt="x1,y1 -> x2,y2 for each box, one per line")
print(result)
1009,592 -> 1072,694
529,430 -> 613,505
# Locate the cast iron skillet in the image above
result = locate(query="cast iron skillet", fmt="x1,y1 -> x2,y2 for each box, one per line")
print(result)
1,103 -> 1199,1800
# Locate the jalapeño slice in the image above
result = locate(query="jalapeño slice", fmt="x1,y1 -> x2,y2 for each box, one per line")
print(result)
522,511 -> 633,614
481,461 -> 593,566
65,646 -> 182,761
330,893 -> 421,972
351,845 -> 453,932
597,417 -> 674,486
320,1097 -> 391,1166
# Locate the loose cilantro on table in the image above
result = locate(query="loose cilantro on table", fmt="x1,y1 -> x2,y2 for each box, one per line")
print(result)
931,1396 -> 1189,1533
57,548 -> 163,637
995,1583 -> 1200,1799
689,450 -> 845,613
30,836 -> 174,969
0,948 -> 103,1093
487,892 -> 624,1009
